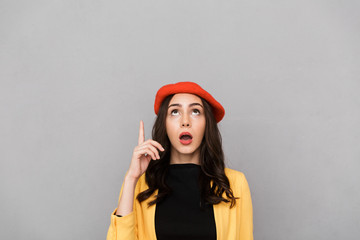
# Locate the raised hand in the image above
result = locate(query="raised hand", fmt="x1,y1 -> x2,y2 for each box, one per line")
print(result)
126,120 -> 165,180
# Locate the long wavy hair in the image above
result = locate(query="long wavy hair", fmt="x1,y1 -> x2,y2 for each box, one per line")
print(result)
136,93 -> 239,209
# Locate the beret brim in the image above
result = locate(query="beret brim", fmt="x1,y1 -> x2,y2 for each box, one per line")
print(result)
154,81 -> 225,123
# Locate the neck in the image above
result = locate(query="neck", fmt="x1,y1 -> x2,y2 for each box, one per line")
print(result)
169,146 -> 201,165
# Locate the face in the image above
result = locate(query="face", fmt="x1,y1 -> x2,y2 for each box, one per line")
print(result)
166,93 -> 206,155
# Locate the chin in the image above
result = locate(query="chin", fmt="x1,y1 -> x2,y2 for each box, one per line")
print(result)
179,149 -> 196,155
175,144 -> 200,154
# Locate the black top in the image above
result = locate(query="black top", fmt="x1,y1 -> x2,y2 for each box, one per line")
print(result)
155,163 -> 217,240
116,163 -> 217,240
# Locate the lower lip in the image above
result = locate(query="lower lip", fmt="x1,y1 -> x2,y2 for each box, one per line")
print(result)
179,138 -> 193,145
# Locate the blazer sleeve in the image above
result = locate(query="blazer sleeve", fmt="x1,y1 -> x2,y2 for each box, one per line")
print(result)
238,172 -> 254,240
106,176 -> 139,240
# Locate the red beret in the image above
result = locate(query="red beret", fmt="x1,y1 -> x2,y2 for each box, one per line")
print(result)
154,81 -> 225,123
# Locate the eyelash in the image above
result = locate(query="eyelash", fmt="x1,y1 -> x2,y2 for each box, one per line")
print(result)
170,109 -> 201,115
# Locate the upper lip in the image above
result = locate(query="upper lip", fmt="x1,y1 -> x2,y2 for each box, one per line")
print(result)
179,132 -> 193,139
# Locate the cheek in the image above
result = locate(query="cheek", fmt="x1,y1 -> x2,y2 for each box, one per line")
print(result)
194,117 -> 206,127
165,119 -> 176,137
193,121 -> 206,138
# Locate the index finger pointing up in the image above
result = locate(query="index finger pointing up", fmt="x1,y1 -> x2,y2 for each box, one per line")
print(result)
138,120 -> 145,145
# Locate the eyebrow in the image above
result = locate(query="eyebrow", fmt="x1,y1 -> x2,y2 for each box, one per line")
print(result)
168,103 -> 203,109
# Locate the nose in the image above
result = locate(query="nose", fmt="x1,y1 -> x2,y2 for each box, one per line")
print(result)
181,114 -> 190,127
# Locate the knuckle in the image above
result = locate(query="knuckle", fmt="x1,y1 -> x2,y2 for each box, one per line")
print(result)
151,140 -> 161,147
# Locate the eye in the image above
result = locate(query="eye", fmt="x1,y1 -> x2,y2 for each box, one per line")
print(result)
192,109 -> 200,115
170,109 -> 179,115
170,109 -> 201,116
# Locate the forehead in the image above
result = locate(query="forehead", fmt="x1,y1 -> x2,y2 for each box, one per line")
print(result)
169,93 -> 202,105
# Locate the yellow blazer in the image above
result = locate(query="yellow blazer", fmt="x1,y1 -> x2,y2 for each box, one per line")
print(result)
106,167 -> 254,240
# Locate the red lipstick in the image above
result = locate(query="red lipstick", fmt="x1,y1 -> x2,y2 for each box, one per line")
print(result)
179,132 -> 193,145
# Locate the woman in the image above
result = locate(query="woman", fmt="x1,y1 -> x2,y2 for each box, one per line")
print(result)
106,81 -> 253,240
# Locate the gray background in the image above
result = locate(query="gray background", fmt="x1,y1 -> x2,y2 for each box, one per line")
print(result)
1,0 -> 359,239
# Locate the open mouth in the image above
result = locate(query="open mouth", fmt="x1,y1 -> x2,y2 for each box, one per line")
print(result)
179,132 -> 193,145
180,135 -> 192,140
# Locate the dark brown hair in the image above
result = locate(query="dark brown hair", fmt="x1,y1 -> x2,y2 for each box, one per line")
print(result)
136,94 -> 239,209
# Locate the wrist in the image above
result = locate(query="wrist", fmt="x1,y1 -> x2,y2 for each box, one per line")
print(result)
125,173 -> 139,183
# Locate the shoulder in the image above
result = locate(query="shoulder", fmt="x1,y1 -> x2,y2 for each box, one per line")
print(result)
224,167 -> 248,190
224,167 -> 246,180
